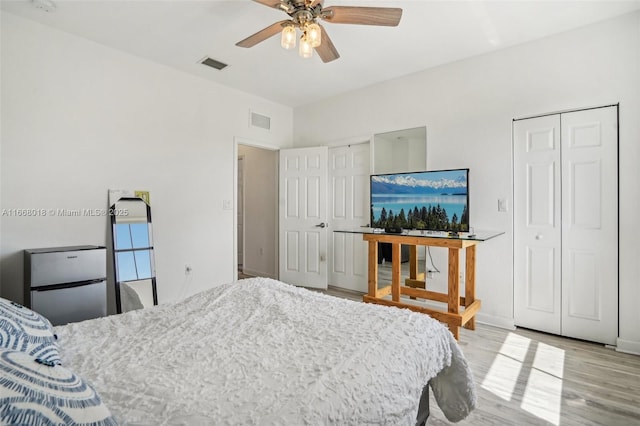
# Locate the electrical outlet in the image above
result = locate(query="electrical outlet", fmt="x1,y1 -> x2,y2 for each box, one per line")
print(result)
427,271 -> 435,279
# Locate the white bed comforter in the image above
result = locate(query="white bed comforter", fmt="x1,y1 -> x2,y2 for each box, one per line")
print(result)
56,278 -> 475,425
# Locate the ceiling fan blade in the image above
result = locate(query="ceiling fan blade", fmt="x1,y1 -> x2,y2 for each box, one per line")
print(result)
322,6 -> 402,26
314,24 -> 339,63
236,20 -> 290,48
252,0 -> 288,10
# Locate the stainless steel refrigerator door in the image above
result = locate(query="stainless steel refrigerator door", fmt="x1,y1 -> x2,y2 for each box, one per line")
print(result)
28,248 -> 106,288
31,280 -> 107,325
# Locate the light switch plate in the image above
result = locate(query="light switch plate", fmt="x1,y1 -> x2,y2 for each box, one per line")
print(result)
498,198 -> 509,212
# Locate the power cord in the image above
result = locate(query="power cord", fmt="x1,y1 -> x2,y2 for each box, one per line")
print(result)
427,246 -> 440,273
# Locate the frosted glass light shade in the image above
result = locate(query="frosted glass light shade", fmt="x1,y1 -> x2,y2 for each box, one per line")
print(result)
299,35 -> 313,58
306,23 -> 321,48
281,26 -> 296,49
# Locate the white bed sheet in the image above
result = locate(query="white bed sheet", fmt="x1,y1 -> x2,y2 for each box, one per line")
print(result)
56,278 -> 475,425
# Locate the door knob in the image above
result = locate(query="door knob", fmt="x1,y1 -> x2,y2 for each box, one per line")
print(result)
315,222 -> 326,228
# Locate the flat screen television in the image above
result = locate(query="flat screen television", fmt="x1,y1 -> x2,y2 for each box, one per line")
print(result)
370,168 -> 469,232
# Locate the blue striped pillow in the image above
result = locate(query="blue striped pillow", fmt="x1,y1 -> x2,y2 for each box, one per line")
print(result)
0,298 -> 60,364
0,349 -> 117,425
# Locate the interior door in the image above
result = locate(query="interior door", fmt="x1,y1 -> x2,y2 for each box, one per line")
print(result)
514,115 -> 562,335
560,107 -> 618,345
328,143 -> 370,292
279,146 -> 328,289
514,106 -> 618,345
237,156 -> 244,268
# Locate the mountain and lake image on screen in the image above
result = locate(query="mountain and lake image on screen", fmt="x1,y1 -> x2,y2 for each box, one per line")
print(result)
370,169 -> 469,232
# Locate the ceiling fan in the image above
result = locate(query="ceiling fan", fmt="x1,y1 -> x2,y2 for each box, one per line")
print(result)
236,0 -> 402,63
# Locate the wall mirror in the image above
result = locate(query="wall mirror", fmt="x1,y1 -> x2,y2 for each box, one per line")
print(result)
372,126 -> 427,262
109,190 -> 157,314
372,126 -> 426,174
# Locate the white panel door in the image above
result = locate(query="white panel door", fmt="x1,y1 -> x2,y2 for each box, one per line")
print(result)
514,106 -> 618,345
237,156 -> 244,267
328,143 -> 370,292
514,115 -> 562,334
279,146 -> 328,289
561,107 -> 618,345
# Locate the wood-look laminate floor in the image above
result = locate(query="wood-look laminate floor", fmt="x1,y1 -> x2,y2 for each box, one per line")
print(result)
324,285 -> 640,426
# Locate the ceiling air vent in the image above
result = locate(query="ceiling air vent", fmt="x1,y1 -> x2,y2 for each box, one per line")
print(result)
200,57 -> 228,71
250,111 -> 271,131
31,0 -> 56,12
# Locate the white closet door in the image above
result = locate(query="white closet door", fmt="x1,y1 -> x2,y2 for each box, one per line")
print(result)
561,107 -> 618,345
514,115 -> 562,335
514,106 -> 618,345
328,143 -> 370,292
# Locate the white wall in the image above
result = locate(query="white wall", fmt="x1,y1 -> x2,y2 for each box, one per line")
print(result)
0,12 -> 293,309
237,144 -> 278,278
293,12 -> 640,352
2,9 -> 639,353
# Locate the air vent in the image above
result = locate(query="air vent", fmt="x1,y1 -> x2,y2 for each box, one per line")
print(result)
200,57 -> 228,71
250,111 -> 271,130
31,0 -> 56,12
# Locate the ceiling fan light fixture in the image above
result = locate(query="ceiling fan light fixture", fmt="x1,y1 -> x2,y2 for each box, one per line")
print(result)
306,22 -> 321,47
237,0 -> 403,63
281,25 -> 297,50
299,34 -> 313,59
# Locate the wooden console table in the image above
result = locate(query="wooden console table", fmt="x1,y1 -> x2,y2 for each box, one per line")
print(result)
334,229 -> 503,340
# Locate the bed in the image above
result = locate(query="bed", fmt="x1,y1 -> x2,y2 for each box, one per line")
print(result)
1,277 -> 476,425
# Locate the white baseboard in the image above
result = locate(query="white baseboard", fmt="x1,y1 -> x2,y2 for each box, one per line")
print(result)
616,338 -> 640,356
328,282 -> 367,294
475,313 -> 516,331
241,268 -> 277,280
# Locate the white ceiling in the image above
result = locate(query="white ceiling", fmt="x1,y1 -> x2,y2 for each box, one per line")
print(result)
3,0 -> 640,107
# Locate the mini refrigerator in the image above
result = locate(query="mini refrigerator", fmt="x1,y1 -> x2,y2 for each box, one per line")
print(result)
24,245 -> 107,326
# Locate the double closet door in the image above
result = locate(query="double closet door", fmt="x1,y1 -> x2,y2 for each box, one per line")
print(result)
513,105 -> 618,345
